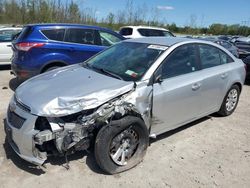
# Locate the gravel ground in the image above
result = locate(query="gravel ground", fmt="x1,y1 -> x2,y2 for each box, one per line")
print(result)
0,68 -> 249,188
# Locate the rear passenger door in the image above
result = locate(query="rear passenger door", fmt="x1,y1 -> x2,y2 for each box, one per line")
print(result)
64,28 -> 105,63
198,44 -> 233,114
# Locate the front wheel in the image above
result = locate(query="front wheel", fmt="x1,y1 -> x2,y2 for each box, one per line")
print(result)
217,85 -> 240,116
95,116 -> 149,174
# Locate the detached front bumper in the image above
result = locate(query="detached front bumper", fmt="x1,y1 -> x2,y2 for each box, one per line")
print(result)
4,98 -> 47,165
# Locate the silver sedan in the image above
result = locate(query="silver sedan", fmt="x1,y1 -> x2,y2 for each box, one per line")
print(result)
5,37 -> 246,174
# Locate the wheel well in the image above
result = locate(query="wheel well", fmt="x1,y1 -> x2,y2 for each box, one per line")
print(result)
233,82 -> 242,93
41,62 -> 67,73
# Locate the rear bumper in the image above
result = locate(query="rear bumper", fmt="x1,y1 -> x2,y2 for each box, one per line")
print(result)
11,63 -> 39,80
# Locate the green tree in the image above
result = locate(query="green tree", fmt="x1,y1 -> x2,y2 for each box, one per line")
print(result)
38,0 -> 52,23
68,1 -> 81,23
106,12 -> 115,27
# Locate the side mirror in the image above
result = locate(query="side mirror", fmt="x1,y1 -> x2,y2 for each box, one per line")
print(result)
155,74 -> 163,84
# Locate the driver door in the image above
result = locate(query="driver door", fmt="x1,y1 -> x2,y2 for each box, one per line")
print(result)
151,44 -> 204,135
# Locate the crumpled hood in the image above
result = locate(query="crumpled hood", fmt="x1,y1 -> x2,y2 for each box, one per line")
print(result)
15,64 -> 134,117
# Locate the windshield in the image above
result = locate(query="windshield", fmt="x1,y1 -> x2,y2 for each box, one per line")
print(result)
85,42 -> 167,81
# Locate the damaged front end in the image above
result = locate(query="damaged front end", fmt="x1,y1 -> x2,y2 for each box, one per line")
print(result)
5,78 -> 153,167
32,84 -> 152,165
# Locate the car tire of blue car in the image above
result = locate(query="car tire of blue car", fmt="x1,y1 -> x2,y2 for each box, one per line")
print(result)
94,115 -> 149,174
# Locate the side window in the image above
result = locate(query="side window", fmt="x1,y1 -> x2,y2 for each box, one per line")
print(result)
198,44 -> 221,68
219,50 -> 234,64
41,29 -> 65,41
0,30 -> 21,42
119,28 -> 133,36
99,31 -> 122,46
163,31 -> 174,37
199,44 -> 233,68
161,44 -> 199,79
64,28 -> 96,45
138,29 -> 164,37
0,34 -> 12,42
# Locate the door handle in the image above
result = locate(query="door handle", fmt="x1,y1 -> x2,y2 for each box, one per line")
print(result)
7,44 -> 12,47
192,83 -> 201,91
221,73 -> 228,79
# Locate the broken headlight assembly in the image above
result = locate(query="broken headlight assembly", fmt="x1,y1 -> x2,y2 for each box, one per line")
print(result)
33,109 -> 98,156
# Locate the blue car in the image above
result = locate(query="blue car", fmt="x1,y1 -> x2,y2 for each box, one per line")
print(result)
11,24 -> 124,80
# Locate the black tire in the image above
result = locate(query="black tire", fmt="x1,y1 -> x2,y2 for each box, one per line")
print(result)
95,116 -> 149,174
217,85 -> 240,116
44,66 -> 61,72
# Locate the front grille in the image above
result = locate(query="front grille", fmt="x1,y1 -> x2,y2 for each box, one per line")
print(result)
7,108 -> 26,129
14,95 -> 31,112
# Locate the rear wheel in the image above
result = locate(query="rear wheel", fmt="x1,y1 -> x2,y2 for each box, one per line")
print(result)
218,85 -> 240,116
95,116 -> 149,174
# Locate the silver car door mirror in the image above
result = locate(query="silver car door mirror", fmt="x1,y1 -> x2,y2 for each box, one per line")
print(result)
155,74 -> 163,84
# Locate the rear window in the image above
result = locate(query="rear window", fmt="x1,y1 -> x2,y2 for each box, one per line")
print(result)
16,26 -> 33,40
41,29 -> 65,41
138,29 -> 172,37
119,28 -> 133,36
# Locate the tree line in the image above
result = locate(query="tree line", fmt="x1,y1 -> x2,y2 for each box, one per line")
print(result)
0,0 -> 250,36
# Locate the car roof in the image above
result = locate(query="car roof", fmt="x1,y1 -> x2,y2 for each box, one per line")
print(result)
126,37 -> 195,46
120,25 -> 169,31
0,27 -> 22,30
25,23 -> 112,31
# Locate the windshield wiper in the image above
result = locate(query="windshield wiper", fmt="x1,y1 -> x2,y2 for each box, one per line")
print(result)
82,62 -> 123,80
92,66 -> 123,80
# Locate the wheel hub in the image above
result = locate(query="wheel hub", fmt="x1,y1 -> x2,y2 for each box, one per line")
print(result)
110,127 -> 139,166
226,88 -> 238,112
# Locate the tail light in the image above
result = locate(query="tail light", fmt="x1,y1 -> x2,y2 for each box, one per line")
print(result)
15,42 -> 45,51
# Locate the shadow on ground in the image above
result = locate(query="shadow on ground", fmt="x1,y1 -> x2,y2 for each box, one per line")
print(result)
245,79 -> 250,86
2,116 -> 214,176
150,116 -> 211,144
